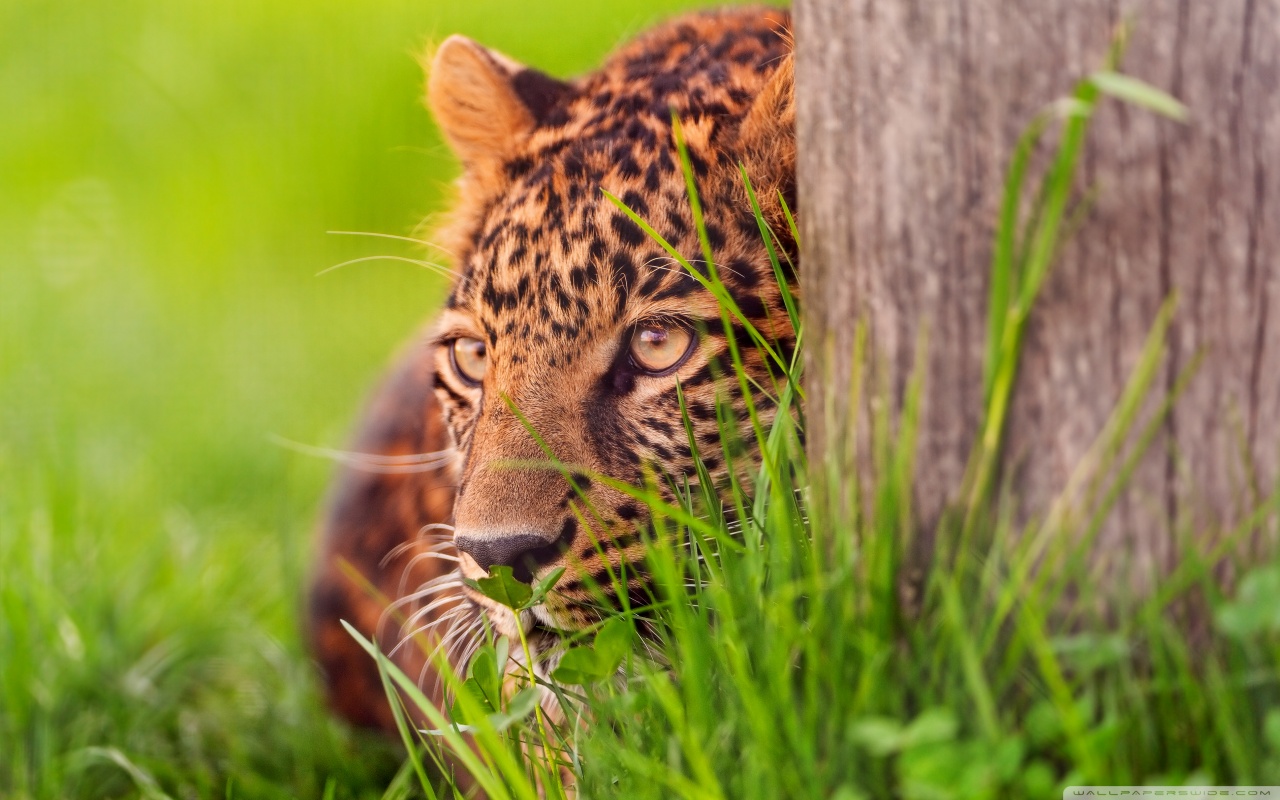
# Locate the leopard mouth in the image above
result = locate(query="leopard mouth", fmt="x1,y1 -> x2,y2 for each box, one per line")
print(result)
459,583 -> 572,644
449,591 -> 568,679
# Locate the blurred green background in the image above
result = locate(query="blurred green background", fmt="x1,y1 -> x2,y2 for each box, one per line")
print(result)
0,0 -> 711,796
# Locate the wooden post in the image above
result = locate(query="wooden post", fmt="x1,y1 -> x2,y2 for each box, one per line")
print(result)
795,0 -> 1280,580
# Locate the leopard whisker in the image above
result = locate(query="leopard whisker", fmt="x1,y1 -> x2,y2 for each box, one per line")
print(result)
326,229 -> 457,257
388,587 -> 463,625
452,625 -> 486,666
381,527 -> 456,568
391,602 -> 468,660
402,548 -> 460,576
317,254 -> 456,280
421,612 -> 482,674
405,550 -> 461,573
391,575 -> 465,613
453,626 -> 488,677
399,593 -> 467,635
391,547 -> 462,593
420,609 -> 479,698
382,540 -> 419,566
377,580 -> 465,646
415,570 -> 465,591
434,621 -> 487,701
268,435 -> 456,472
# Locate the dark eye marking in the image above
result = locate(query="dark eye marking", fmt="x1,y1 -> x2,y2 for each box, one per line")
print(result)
434,368 -> 472,407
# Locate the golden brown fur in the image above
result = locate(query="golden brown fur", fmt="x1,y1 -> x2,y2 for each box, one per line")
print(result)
309,5 -> 796,731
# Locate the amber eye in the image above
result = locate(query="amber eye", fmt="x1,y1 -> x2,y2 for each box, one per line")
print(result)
629,321 -> 694,375
451,337 -> 488,385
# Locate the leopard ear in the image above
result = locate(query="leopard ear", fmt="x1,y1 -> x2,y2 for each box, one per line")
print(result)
426,36 -> 571,168
735,55 -> 795,225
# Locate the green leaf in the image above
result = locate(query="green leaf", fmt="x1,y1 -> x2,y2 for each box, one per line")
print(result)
486,687 -> 542,733
1049,632 -> 1129,672
1024,701 -> 1061,746
525,566 -> 566,609
900,709 -> 959,749
1266,709 -> 1280,752
1020,760 -> 1058,798
463,565 -> 532,610
848,716 -> 905,757
991,737 -> 1026,782
550,619 -> 632,686
592,618 -> 632,671
1089,71 -> 1188,121
1215,565 -> 1280,639
552,646 -> 609,686
468,645 -> 501,711
493,636 -> 510,675
449,677 -> 496,726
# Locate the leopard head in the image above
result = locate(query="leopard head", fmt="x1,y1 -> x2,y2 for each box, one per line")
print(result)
421,10 -> 796,658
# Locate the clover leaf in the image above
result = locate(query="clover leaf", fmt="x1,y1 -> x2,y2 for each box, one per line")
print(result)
552,618 -> 632,685
464,565 -> 566,612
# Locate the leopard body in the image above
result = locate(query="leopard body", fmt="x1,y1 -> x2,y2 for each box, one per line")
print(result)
309,5 -> 796,730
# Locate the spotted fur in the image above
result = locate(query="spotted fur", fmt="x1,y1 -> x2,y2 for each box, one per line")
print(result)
309,6 -> 796,731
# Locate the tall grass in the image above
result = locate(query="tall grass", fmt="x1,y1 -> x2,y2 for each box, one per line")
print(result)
358,28 -> 1280,799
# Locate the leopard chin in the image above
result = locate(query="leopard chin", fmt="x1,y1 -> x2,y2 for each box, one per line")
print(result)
459,587 -> 571,641
455,590 -> 573,679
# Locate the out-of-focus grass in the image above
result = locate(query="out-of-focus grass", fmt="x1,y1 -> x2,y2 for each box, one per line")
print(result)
0,1 -> 714,797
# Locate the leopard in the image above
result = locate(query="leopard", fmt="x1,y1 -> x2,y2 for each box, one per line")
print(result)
307,5 -> 797,733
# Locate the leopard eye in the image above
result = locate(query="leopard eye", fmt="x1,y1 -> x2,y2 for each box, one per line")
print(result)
451,337 -> 488,385
629,321 -> 694,375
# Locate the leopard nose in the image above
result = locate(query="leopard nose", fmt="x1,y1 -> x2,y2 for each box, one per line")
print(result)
454,532 -> 559,584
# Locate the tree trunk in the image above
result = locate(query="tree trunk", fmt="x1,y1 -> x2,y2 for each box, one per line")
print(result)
795,0 -> 1280,584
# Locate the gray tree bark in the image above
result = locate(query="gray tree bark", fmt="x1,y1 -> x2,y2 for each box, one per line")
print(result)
796,0 -> 1280,583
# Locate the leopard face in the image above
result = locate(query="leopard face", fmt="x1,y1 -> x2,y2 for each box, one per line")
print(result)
423,8 -> 796,660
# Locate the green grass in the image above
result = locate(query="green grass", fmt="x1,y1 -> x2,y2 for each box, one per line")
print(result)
362,30 -> 1280,800
0,1 -> 725,797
